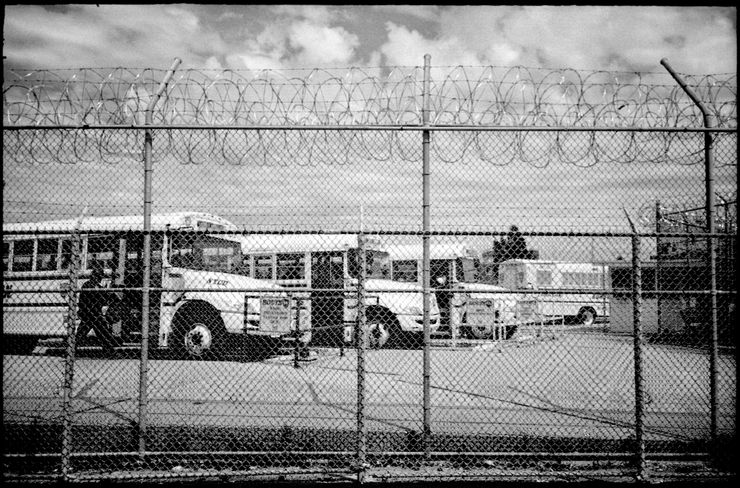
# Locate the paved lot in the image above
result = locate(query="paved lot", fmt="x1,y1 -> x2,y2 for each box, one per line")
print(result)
3,330 -> 735,455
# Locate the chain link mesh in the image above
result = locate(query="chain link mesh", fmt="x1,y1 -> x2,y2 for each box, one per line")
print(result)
3,62 -> 736,483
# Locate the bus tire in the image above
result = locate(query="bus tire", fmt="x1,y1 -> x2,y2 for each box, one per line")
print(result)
470,324 -> 492,339
460,312 -> 488,339
366,311 -> 399,349
577,307 -> 597,327
172,307 -> 225,360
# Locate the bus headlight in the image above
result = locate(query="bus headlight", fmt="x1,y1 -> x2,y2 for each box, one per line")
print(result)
244,297 -> 260,330
245,297 -> 259,315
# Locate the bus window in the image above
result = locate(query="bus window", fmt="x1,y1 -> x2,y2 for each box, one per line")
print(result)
566,272 -> 579,287
12,240 -> 34,272
170,233 -> 196,268
276,253 -> 305,280
254,255 -> 274,280
517,271 -> 526,288
3,241 -> 9,272
430,260 -> 451,287
456,257 -> 478,283
237,256 -> 252,276
202,245 -> 235,273
60,239 -> 75,270
36,239 -> 60,271
537,269 -> 552,287
348,249 -> 388,280
367,251 -> 390,279
170,234 -> 239,273
86,235 -> 118,271
312,253 -> 345,287
391,258 -> 417,281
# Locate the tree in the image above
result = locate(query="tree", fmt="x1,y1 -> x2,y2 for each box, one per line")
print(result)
505,225 -> 528,260
481,225 -> 538,284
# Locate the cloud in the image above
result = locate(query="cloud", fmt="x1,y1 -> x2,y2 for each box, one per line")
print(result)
372,5 -> 442,22
433,6 -> 736,73
375,6 -> 735,74
220,7 -> 362,70
3,5 -> 226,69
288,21 -> 360,65
2,5 -> 735,74
380,22 -> 483,67
226,53 -> 285,72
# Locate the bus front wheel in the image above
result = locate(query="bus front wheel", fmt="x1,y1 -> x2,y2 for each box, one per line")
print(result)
366,318 -> 390,349
172,312 -> 225,360
367,311 -> 406,349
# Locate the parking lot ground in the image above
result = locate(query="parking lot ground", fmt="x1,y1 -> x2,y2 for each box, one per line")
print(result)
4,330 -> 735,457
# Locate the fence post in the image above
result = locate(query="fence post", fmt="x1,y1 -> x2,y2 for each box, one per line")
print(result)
60,220 -> 83,480
356,232 -> 368,482
660,59 -> 719,452
625,212 -> 646,480
293,294 -> 301,369
421,53 -> 432,461
655,200 -> 662,335
139,57 -> 181,461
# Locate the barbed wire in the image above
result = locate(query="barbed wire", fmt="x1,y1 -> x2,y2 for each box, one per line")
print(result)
636,191 -> 737,230
3,65 -> 737,167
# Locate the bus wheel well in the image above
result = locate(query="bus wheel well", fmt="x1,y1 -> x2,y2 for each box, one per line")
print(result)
365,305 -> 399,326
174,300 -> 223,327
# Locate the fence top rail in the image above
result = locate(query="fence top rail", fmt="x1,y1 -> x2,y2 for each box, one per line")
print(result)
3,228 -> 735,238
3,124 -> 737,133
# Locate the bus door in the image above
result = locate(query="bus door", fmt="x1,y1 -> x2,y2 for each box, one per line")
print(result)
430,259 -> 453,328
310,251 -> 344,346
117,233 -> 163,340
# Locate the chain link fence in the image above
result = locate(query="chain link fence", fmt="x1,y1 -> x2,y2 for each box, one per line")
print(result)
3,57 -> 736,484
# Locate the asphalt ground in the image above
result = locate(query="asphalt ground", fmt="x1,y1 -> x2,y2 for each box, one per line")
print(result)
3,329 -> 735,457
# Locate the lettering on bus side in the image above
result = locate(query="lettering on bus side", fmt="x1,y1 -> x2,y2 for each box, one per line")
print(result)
206,278 -> 229,286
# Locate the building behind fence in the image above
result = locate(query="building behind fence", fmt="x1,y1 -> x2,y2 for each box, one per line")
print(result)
2,56 -> 737,483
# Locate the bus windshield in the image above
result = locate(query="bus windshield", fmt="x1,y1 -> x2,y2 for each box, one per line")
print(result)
169,234 -> 243,274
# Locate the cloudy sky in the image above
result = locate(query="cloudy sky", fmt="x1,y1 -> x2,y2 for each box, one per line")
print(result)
3,5 -> 737,74
3,5 -> 737,261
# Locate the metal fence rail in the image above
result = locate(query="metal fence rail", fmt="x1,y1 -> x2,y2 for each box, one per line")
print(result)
2,56 -> 737,484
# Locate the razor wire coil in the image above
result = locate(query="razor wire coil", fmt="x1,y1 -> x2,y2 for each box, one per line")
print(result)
4,65 -> 736,167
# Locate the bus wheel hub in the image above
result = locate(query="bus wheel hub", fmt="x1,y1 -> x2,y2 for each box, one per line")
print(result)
184,324 -> 212,355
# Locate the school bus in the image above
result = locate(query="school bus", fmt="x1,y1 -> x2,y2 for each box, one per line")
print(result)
497,259 -> 610,326
386,243 -> 521,340
238,234 -> 441,348
3,212 -> 305,358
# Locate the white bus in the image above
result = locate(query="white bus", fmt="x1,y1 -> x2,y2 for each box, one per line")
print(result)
238,234 -> 441,348
497,259 -> 610,326
386,243 -> 521,340
3,212 -> 306,358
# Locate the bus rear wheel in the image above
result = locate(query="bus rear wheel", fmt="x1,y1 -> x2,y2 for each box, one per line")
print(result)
462,312 -> 491,339
577,307 -> 597,327
469,323 -> 492,339
172,312 -> 225,360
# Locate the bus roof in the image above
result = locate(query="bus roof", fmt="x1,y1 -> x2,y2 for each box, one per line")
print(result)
385,243 -> 475,260
499,259 -> 608,270
240,233 -> 382,254
3,212 -> 237,233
